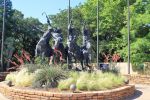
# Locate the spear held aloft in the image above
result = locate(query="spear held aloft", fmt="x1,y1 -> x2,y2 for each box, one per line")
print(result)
42,12 -> 51,26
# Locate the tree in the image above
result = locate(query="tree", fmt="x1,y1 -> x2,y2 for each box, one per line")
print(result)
119,0 -> 150,68
49,5 -> 84,46
81,0 -> 129,62
0,0 -> 43,70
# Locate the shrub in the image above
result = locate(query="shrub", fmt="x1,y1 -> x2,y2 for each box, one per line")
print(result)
6,68 -> 35,87
23,64 -> 43,73
58,78 -> 76,90
58,72 -> 125,91
61,64 -> 68,70
15,68 -> 35,87
58,71 -> 80,90
34,57 -> 49,64
132,63 -> 145,73
5,64 -> 68,88
32,65 -> 68,88
87,80 -> 100,91
76,72 -> 90,90
69,71 -> 79,80
5,72 -> 17,84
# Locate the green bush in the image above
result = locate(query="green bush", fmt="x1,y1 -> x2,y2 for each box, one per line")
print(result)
5,64 -> 68,88
15,68 -> 35,87
23,64 -> 42,73
76,72 -> 90,91
32,65 -> 68,88
34,57 -> 49,64
132,63 -> 144,73
58,78 -> 76,90
58,72 -> 125,91
87,80 -> 100,91
6,68 -> 35,87
5,72 -> 17,84
58,71 -> 79,90
61,64 -> 68,70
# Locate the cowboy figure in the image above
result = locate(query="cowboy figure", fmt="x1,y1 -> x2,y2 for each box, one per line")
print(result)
51,27 -> 63,50
82,25 -> 91,49
67,21 -> 77,51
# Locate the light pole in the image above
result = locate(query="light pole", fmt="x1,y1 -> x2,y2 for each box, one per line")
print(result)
97,0 -> 99,68
68,0 -> 70,24
67,0 -> 71,69
127,0 -> 130,74
1,0 -> 6,71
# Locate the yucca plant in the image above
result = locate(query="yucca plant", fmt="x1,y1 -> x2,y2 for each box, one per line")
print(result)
23,64 -> 43,73
32,65 -> 68,88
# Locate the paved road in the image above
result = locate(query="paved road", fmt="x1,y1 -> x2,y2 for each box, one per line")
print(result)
126,84 -> 150,100
0,84 -> 150,100
0,93 -> 9,100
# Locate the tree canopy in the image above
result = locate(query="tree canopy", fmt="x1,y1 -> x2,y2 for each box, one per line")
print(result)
0,0 -> 150,71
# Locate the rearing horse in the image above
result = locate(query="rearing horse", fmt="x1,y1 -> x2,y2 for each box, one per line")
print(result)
35,27 -> 53,59
35,27 -> 64,65
67,22 -> 85,70
67,22 -> 91,70
50,28 -> 65,64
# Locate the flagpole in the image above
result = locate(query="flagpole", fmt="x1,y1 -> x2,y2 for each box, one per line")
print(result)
1,0 -> 6,71
127,0 -> 130,74
97,0 -> 99,68
67,0 -> 71,69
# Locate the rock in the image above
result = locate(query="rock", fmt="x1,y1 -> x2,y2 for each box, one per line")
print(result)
70,84 -> 76,92
124,78 -> 129,84
6,80 -> 12,87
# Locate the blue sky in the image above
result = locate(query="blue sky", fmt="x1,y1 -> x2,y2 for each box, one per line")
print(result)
12,0 -> 85,23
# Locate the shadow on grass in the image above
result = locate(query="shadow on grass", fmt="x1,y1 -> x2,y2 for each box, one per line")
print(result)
125,90 -> 143,100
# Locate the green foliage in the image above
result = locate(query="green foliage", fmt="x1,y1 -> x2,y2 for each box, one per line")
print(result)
143,62 -> 150,75
5,72 -> 17,84
5,68 -> 35,87
61,63 -> 68,70
34,57 -> 49,65
58,78 -> 76,90
119,0 -> 150,70
49,5 -> 84,46
5,64 -> 68,88
58,72 -> 125,91
1,0 -> 150,72
132,63 -> 144,72
76,72 -> 90,90
15,68 -> 35,87
0,0 -> 43,69
32,65 -> 68,88
23,64 -> 42,73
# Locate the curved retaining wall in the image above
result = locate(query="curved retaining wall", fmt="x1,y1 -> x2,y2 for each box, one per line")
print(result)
125,74 -> 150,85
0,83 -> 135,100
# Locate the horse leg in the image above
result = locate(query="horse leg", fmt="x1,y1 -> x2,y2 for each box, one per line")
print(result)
85,55 -> 92,71
68,53 -> 72,69
49,56 -> 53,65
80,60 -> 84,71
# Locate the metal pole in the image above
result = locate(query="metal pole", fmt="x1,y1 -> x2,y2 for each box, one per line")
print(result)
1,0 -> 6,71
127,0 -> 130,74
67,0 -> 71,69
97,0 -> 99,68
68,0 -> 70,24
